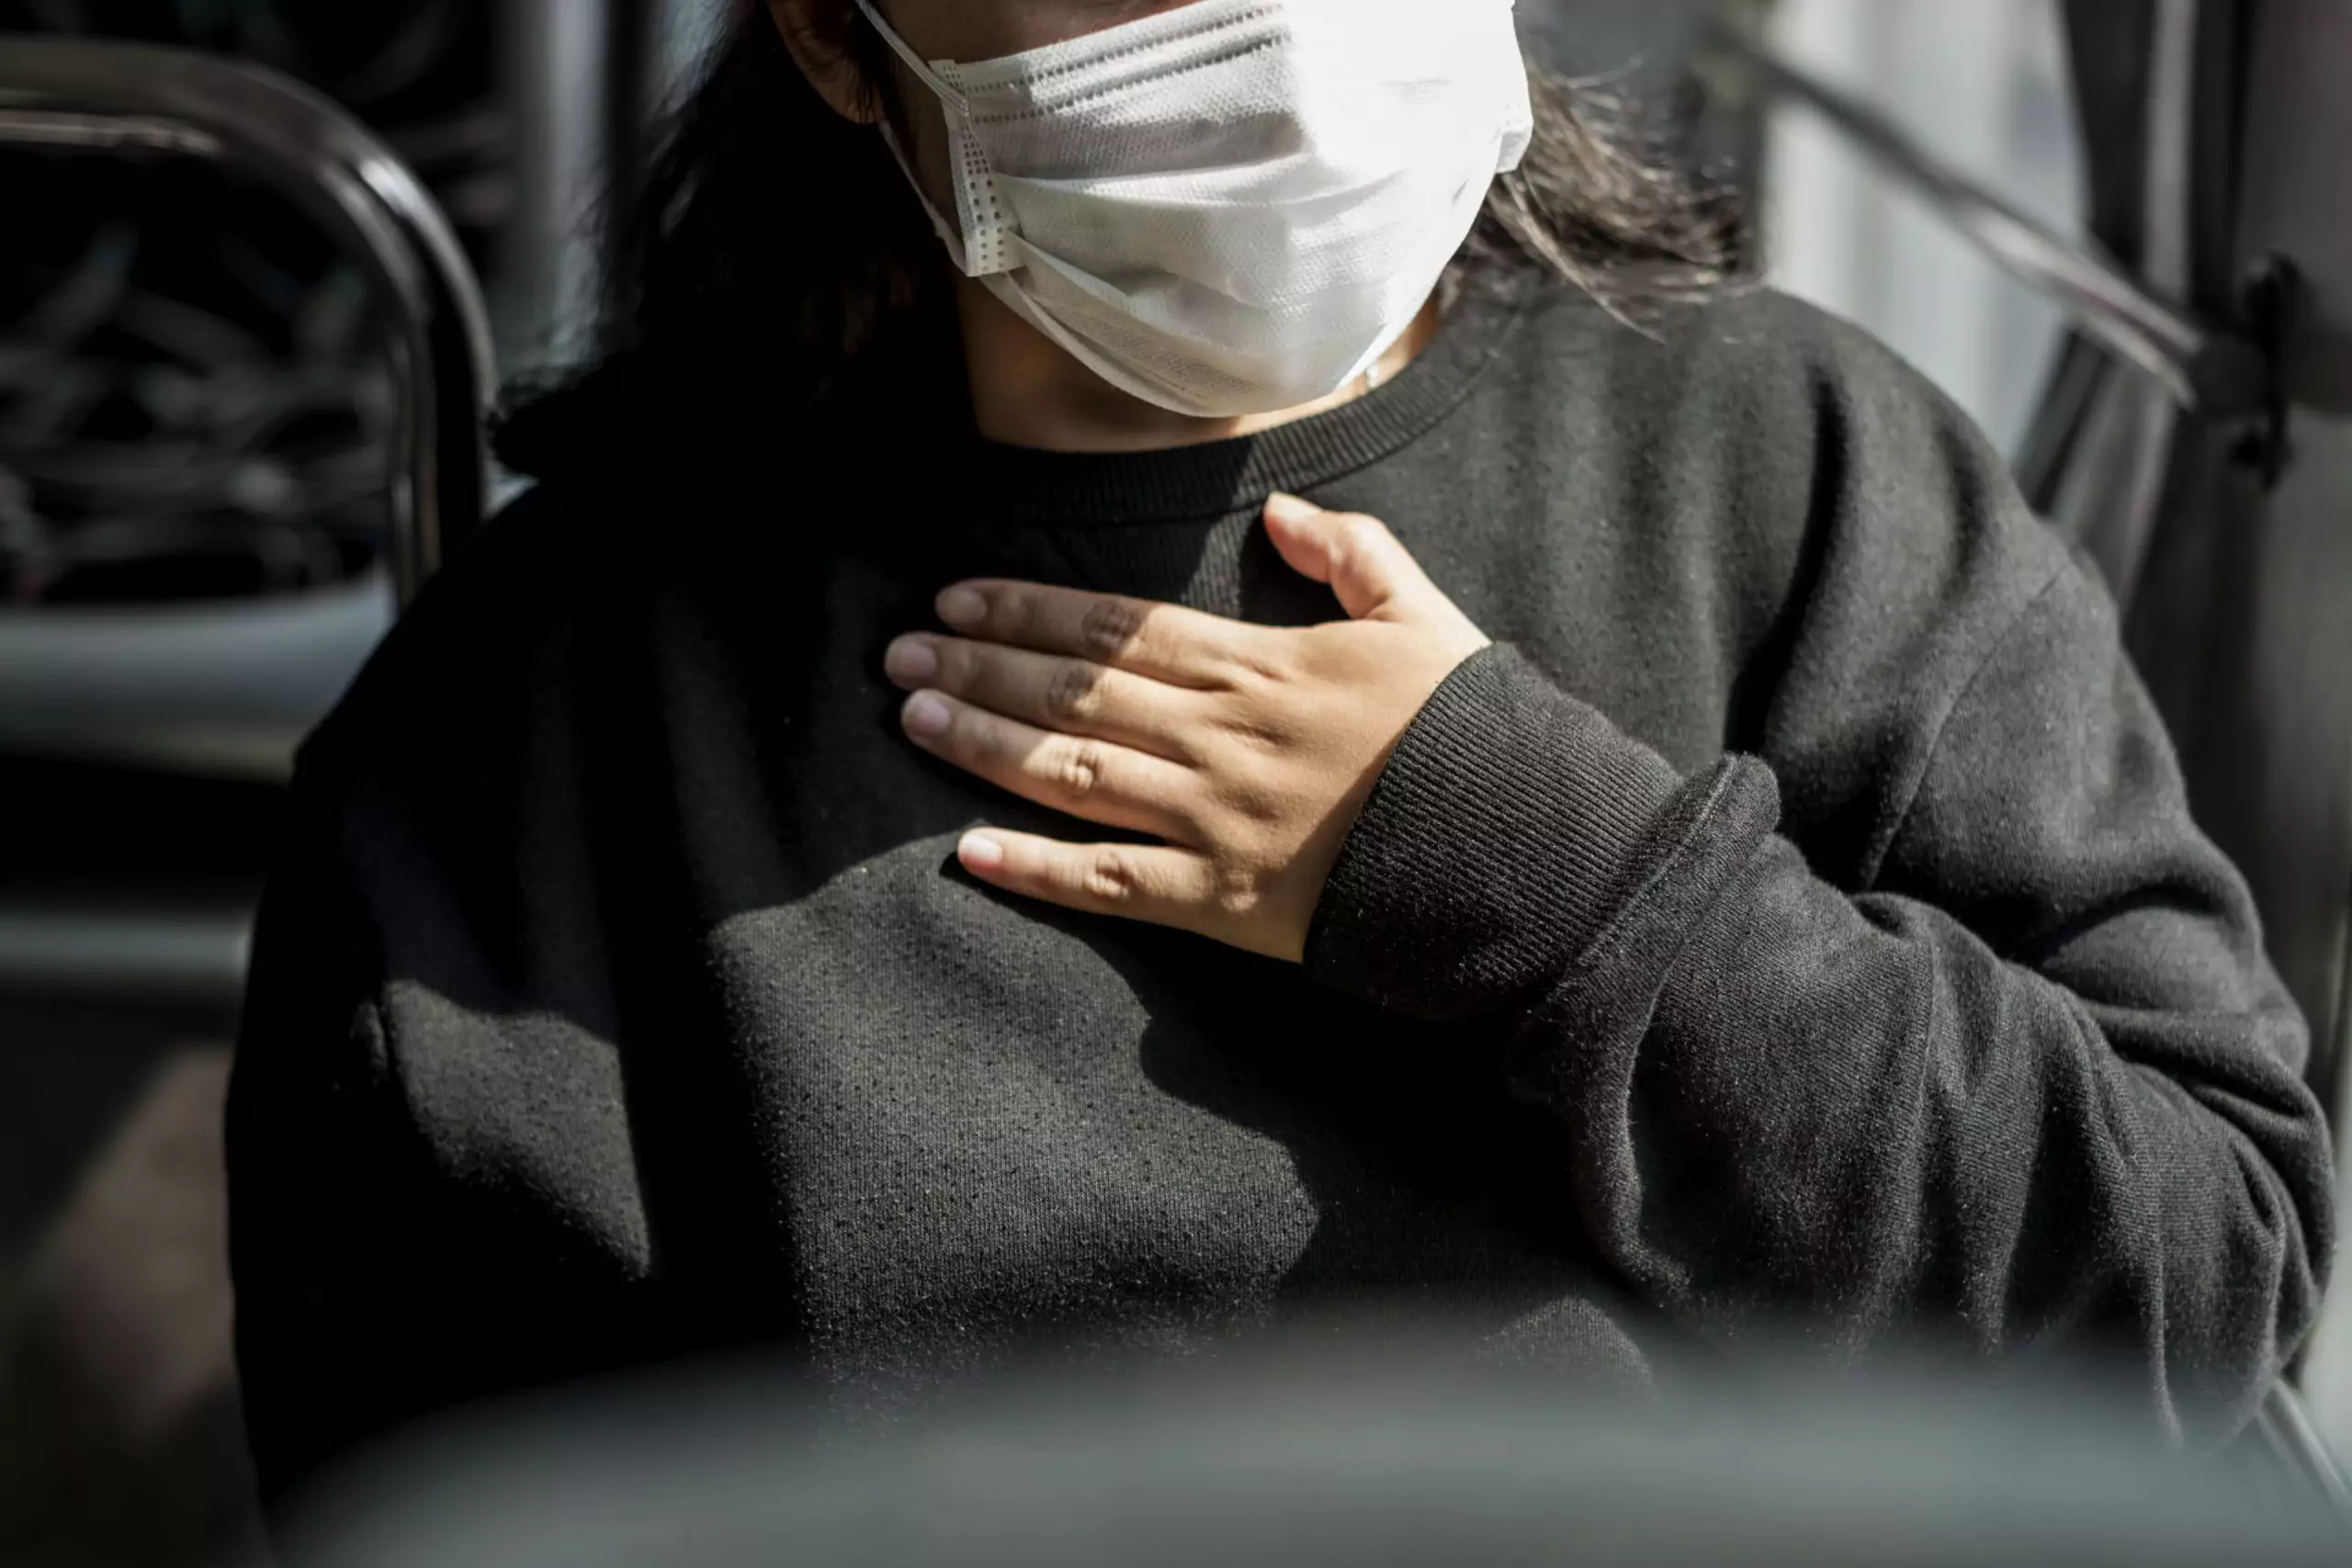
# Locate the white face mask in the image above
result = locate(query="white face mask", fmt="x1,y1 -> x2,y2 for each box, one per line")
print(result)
850,0 -> 1534,419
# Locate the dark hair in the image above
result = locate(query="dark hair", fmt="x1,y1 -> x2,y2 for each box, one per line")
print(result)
589,6 -> 1739,407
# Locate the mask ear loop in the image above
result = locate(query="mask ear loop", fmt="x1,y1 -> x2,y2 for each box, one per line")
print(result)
849,0 -> 1021,278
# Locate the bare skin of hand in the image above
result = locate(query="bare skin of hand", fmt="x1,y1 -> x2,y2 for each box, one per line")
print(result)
885,494 -> 1492,962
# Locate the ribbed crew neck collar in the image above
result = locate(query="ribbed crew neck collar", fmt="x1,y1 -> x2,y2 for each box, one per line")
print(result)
501,269 -> 1540,526
944,271 -> 1537,525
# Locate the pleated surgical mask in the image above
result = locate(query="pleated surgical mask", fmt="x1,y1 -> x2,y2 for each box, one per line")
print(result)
850,0 -> 1533,418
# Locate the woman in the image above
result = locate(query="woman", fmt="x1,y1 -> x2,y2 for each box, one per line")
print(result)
228,0 -> 2334,1505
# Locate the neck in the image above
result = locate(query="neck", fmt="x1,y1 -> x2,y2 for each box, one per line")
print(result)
955,281 -> 1444,455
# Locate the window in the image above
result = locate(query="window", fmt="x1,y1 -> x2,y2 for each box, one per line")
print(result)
1762,0 -> 2087,456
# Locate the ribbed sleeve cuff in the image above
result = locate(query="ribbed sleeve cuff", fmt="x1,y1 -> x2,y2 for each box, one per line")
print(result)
1304,645 -> 1689,1019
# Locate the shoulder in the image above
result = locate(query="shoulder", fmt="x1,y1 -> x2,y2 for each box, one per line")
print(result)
1485,275 -> 2074,607
1511,273 -> 2075,580
1498,276 -> 2109,844
1507,276 -> 1996,458
289,483 -> 630,791
293,474 -> 844,803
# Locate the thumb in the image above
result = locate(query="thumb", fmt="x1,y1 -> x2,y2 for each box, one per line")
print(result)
1263,493 -> 1445,623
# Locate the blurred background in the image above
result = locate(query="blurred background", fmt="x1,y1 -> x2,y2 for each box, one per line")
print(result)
0,2 -> 2346,1563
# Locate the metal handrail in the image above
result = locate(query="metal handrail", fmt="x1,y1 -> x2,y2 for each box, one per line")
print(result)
2258,1382 -> 2352,1524
1715,36 -> 2277,423
0,897 -> 251,1009
0,36 -> 495,604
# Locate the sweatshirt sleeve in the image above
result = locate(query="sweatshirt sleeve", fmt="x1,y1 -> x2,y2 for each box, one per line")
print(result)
225,742 -> 446,1507
1305,565 -> 2335,1443
227,559 -> 668,1514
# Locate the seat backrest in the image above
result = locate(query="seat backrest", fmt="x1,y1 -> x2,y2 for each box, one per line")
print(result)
0,36 -> 496,607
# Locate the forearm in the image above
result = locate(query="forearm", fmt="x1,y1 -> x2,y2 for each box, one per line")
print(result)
1524,765 -> 2321,1426
1306,647 -> 2334,1436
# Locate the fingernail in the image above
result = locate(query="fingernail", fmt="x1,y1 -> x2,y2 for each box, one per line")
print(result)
938,587 -> 988,631
902,692 -> 954,739
1264,492 -> 1320,526
885,636 -> 939,686
959,832 -> 1006,874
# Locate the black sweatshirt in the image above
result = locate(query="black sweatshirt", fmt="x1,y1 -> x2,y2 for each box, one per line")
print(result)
227,268 -> 2335,1503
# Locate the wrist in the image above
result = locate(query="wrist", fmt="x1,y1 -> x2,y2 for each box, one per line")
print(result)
1304,645 -> 1689,1018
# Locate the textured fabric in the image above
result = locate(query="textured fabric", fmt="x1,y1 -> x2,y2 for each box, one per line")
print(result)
857,0 -> 1533,414
228,273 -> 2334,1507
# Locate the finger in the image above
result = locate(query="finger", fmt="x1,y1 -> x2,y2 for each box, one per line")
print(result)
886,635 -> 1200,760
1262,492 -> 1448,624
901,690 -> 1199,841
956,829 -> 1220,938
935,581 -> 1261,688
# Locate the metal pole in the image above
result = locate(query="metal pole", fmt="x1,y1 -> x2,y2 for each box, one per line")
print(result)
0,39 -> 494,601
493,0 -> 609,370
